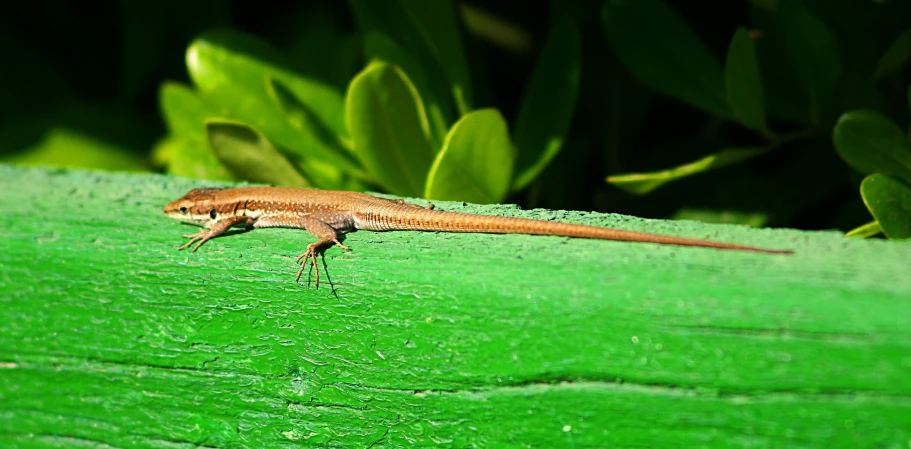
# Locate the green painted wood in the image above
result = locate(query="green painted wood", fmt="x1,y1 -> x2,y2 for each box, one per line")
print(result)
1,164 -> 910,448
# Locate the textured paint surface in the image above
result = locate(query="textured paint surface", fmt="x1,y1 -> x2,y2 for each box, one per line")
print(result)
1,164 -> 910,448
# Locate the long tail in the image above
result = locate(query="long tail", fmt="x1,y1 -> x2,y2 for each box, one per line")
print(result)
360,208 -> 793,254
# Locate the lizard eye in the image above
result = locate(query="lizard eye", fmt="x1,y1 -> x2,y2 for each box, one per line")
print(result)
210,209 -> 217,219
179,206 -> 188,214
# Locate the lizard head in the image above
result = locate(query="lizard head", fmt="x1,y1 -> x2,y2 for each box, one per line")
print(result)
164,188 -> 223,226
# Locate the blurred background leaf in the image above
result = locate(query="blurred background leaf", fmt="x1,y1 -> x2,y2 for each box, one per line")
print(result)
776,0 -> 842,125
601,0 -> 731,118
206,119 -> 311,188
512,15 -> 581,191
397,0 -> 474,115
0,102 -> 155,172
833,110 -> 911,181
873,27 -> 911,81
725,27 -> 767,133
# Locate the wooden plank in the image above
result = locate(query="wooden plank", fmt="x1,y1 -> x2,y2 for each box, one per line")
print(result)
1,164 -> 909,448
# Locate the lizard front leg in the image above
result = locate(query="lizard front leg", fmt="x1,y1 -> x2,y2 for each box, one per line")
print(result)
178,215 -> 251,252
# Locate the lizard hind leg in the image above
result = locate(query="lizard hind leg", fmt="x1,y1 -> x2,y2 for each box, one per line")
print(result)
289,215 -> 352,288
295,237 -> 350,288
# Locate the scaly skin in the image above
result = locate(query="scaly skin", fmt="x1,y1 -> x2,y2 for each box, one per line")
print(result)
164,187 -> 792,287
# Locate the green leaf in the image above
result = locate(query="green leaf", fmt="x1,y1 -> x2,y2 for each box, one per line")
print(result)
348,0 -> 459,126
160,81 -> 213,139
158,82 -> 234,180
845,221 -> 883,238
748,5 -> 809,122
872,28 -> 911,80
512,16 -> 581,191
363,31 -> 448,148
396,0 -> 474,115
157,138 -> 235,181
860,174 -> 911,239
833,110 -> 911,182
425,109 -> 513,204
606,147 -> 772,195
725,27 -> 767,132
193,29 -> 346,137
186,30 -> 348,168
345,62 -> 435,197
265,77 -> 362,175
776,0 -> 841,123
206,119 -> 310,188
601,0 -> 730,117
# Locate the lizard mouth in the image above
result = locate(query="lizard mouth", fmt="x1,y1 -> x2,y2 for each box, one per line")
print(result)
164,210 -> 208,226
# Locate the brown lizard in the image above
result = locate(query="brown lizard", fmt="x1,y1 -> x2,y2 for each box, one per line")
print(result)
164,187 -> 792,286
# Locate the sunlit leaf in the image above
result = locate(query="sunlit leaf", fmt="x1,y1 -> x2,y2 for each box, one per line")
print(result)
425,109 -> 513,203
845,221 -> 883,238
364,31 -> 448,148
186,29 -> 349,187
348,0 -> 458,126
158,82 -> 234,180
346,62 -> 435,197
607,147 -> 772,195
187,29 -> 347,139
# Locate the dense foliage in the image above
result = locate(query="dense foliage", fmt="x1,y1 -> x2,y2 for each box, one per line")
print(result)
2,0 -> 909,237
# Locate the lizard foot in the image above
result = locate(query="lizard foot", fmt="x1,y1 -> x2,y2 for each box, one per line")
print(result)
295,239 -> 350,288
178,230 -> 209,252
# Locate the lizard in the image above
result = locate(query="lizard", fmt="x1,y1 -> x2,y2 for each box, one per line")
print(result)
164,187 -> 793,287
